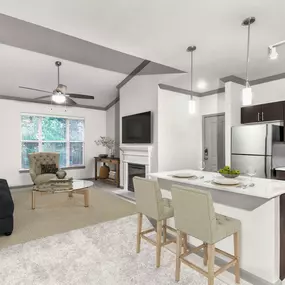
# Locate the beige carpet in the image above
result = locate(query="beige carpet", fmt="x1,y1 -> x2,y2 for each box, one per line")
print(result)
0,185 -> 136,249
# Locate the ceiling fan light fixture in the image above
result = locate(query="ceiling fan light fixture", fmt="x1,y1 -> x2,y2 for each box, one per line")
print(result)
52,93 -> 66,104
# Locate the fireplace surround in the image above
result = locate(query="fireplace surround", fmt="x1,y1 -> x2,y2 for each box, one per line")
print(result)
120,145 -> 153,191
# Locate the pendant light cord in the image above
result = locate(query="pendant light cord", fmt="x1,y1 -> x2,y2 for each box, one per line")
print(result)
245,20 -> 251,87
57,65 -> 60,85
190,50 -> 193,100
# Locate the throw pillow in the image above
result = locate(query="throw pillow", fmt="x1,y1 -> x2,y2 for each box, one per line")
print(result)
41,164 -> 58,174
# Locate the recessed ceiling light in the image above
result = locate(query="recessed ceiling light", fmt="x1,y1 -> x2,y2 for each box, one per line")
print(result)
197,80 -> 207,90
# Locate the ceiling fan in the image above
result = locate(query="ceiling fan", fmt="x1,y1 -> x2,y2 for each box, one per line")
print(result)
19,61 -> 95,105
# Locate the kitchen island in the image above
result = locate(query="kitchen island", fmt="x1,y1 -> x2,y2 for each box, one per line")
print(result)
149,170 -> 285,285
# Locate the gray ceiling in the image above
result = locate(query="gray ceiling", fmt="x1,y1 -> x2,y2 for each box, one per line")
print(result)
0,13 -> 183,76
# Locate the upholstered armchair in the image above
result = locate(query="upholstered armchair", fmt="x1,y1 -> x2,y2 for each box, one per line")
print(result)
28,152 -> 60,185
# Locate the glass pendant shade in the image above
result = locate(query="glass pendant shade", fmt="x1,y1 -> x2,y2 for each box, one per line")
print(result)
52,93 -> 66,104
242,86 -> 253,106
241,17 -> 255,107
188,99 -> 196,114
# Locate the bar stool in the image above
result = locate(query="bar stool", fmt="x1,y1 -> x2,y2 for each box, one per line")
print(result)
171,185 -> 241,285
133,177 -> 187,268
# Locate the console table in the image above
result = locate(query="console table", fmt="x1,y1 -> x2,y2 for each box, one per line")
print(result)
94,157 -> 120,188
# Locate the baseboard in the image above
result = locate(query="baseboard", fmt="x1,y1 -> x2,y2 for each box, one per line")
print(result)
10,184 -> 33,191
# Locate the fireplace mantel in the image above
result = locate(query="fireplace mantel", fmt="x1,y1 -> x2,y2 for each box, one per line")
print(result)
120,145 -> 153,191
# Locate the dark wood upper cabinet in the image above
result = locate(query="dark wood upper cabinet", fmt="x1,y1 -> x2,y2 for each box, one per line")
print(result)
241,105 -> 262,124
241,101 -> 284,124
262,102 -> 283,122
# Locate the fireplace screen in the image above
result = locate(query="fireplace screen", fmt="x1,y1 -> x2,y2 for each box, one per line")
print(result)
128,163 -> 146,192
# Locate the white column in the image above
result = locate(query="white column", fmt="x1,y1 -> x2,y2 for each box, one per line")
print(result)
224,82 -> 243,166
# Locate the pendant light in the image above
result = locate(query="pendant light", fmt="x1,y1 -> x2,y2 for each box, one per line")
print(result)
187,46 -> 196,114
242,17 -> 255,106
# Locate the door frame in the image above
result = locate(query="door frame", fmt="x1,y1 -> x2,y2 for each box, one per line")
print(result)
202,112 -> 225,170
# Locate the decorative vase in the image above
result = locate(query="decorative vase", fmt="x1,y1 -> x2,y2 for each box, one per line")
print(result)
109,148 -> 115,158
99,163 -> 110,179
56,169 -> 67,179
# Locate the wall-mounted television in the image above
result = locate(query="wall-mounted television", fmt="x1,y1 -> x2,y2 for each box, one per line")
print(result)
122,111 -> 152,144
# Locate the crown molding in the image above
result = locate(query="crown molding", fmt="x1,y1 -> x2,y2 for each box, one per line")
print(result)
221,72 -> 285,87
116,60 -> 151,89
199,87 -> 225,97
250,72 -> 285,86
158,83 -> 201,97
105,96 -> 120,110
220,75 -> 246,85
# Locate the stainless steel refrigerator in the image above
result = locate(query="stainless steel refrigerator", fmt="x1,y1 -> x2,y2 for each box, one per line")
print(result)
231,124 -> 284,178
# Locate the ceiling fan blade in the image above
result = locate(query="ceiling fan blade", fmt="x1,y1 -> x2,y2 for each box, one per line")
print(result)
19,86 -> 52,94
65,97 -> 77,105
67,93 -> 94,100
35,95 -> 52,100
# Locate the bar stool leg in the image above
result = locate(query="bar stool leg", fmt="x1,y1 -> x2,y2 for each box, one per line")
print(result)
234,231 -> 240,284
163,219 -> 167,244
203,243 -> 208,266
207,243 -> 215,285
136,213 -> 143,253
175,230 -> 182,281
156,220 -> 163,268
182,233 -> 188,253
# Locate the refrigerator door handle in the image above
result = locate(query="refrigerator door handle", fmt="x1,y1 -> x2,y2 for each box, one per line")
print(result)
265,156 -> 267,178
265,125 -> 268,178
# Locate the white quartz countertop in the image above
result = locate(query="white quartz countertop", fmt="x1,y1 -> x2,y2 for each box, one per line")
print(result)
275,167 -> 285,171
149,170 -> 285,199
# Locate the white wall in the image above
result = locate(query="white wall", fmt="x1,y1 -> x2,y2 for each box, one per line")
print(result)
119,74 -> 177,186
0,99 -> 106,187
106,101 -> 120,156
199,92 -> 225,116
251,78 -> 285,105
118,74 -> 285,187
157,89 -> 201,171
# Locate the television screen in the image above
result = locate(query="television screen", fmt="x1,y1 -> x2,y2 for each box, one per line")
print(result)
122,111 -> 152,143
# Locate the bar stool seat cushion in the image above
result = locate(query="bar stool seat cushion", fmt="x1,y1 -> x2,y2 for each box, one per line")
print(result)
213,214 -> 241,244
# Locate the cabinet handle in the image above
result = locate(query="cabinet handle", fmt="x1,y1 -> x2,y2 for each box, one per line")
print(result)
262,112 -> 264,121
258,112 -> 260,122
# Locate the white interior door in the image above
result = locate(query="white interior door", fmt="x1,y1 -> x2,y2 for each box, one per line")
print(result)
203,114 -> 225,171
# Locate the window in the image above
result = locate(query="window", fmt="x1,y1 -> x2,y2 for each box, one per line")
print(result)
21,114 -> 84,169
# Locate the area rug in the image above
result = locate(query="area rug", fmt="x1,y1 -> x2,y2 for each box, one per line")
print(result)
0,215 -> 249,285
0,186 -> 136,250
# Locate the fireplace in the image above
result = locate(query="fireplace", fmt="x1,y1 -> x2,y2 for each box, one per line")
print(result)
120,145 -> 152,192
128,163 -> 146,192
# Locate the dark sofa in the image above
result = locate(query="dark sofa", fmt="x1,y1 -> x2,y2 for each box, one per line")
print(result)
0,179 -> 14,236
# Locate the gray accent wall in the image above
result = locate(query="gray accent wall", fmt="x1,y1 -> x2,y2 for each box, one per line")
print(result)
0,13 -> 183,76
